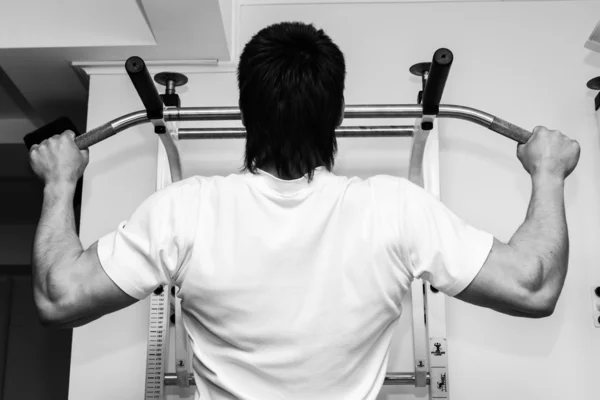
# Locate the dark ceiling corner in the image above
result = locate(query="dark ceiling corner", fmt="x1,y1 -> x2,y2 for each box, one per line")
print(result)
0,66 -> 44,128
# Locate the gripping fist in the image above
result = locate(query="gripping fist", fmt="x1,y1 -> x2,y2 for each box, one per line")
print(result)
517,126 -> 580,180
29,130 -> 89,186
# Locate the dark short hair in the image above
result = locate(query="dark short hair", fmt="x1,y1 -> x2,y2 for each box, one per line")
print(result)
237,21 -> 346,180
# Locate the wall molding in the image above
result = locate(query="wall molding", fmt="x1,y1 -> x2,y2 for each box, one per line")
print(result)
238,0 -> 493,5
74,60 -> 237,76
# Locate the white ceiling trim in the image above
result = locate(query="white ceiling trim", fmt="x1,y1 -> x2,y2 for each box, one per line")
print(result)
238,0 -> 500,5
74,60 -> 239,76
0,0 -> 156,49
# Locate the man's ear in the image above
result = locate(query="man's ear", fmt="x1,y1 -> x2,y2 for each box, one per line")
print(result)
337,97 -> 345,127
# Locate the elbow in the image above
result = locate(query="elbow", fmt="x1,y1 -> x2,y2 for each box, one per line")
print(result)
521,256 -> 559,319
37,306 -> 76,329
33,291 -> 67,329
527,300 -> 556,319
36,305 -> 61,328
38,312 -> 63,329
35,303 -> 60,328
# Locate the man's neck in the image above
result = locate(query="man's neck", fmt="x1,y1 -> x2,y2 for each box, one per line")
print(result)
259,164 -> 322,181
260,165 -> 303,181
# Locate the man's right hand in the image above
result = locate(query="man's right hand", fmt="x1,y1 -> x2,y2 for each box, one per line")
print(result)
517,126 -> 581,180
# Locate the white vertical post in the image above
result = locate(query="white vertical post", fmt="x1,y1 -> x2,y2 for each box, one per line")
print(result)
421,125 -> 449,399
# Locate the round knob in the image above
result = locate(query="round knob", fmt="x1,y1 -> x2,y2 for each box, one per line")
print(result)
409,62 -> 431,77
587,77 -> 600,90
154,72 -> 188,95
594,286 -> 600,297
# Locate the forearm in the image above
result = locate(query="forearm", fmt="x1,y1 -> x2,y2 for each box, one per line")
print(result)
33,182 -> 83,306
509,174 -> 568,300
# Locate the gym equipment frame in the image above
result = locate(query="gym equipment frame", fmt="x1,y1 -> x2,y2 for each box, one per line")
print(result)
62,50 -> 532,400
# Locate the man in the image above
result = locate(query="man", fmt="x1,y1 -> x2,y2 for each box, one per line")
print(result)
29,21 -> 579,400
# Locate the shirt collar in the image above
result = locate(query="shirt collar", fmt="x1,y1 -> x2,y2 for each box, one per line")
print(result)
254,167 -> 330,196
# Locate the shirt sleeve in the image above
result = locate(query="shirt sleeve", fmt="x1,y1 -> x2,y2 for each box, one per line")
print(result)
96,178 -> 200,300
397,178 -> 494,297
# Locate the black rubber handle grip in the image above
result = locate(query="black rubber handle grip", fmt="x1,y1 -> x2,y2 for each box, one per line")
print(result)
422,48 -> 453,116
23,117 -> 79,150
125,56 -> 164,120
74,122 -> 116,150
489,117 -> 532,144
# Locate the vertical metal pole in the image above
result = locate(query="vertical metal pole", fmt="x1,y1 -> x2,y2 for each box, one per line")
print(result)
408,120 -> 431,389
145,129 -> 187,399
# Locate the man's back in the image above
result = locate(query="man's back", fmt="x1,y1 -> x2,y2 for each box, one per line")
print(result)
169,168 -> 492,399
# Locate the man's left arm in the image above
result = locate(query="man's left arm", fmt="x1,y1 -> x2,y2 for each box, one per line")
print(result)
30,132 -> 138,328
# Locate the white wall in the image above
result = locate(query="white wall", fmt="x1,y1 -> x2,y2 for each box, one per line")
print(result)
218,0 -> 234,59
72,1 -> 600,399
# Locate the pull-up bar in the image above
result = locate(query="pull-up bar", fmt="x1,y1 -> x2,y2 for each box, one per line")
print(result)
25,51 -> 532,150
72,102 -> 530,149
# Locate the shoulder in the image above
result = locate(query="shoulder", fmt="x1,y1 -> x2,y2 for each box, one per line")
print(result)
157,173 -> 250,200
153,176 -> 203,201
360,175 -> 439,210
362,174 -> 413,194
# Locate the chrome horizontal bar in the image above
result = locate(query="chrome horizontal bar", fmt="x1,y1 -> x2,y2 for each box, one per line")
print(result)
79,102 -> 533,150
108,105 -> 495,137
111,110 -> 148,133
177,126 -> 414,139
162,104 -> 494,126
163,372 -> 429,387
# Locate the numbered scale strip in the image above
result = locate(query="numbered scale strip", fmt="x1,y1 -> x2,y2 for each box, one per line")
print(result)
145,287 -> 170,399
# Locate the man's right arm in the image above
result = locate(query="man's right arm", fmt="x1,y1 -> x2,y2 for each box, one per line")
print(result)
455,127 -> 580,318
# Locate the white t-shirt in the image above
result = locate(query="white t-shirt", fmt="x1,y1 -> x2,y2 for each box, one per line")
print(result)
97,167 -> 493,400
